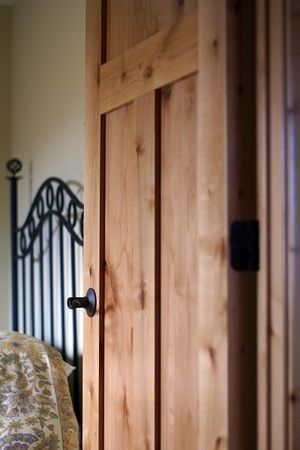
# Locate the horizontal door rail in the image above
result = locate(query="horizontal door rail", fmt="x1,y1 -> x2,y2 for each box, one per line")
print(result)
99,11 -> 198,114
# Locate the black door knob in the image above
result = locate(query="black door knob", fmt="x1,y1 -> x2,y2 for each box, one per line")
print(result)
67,288 -> 97,317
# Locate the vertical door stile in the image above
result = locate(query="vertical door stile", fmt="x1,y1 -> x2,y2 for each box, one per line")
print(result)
83,0 -> 102,449
197,2 -> 228,449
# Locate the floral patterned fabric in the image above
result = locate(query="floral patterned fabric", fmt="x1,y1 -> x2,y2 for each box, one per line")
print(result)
0,332 -> 79,450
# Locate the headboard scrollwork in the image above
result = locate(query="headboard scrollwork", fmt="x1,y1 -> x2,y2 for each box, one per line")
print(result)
17,177 -> 83,257
7,158 -> 84,420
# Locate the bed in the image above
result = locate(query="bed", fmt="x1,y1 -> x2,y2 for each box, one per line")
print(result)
0,332 -> 79,449
2,158 -> 84,449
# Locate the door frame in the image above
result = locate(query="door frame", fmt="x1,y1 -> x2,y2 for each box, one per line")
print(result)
257,1 -> 289,449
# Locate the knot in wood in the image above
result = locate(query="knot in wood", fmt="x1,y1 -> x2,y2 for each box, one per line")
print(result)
143,65 -> 153,79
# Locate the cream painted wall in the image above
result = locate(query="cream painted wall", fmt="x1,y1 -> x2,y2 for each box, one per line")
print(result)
0,5 -> 12,330
0,0 -> 85,330
11,0 -> 85,220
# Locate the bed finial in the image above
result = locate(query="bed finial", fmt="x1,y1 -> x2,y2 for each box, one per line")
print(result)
7,158 -> 22,331
7,158 -> 22,177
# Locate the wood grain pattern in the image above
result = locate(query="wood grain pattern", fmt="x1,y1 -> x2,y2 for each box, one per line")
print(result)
99,12 -> 198,115
106,0 -> 198,60
197,1 -> 228,449
83,0 -> 102,449
287,1 -> 300,448
269,1 -> 288,449
104,93 -> 155,450
100,4 -> 197,450
257,2 -> 269,449
85,2 -> 236,450
161,75 -> 199,450
257,1 -> 289,449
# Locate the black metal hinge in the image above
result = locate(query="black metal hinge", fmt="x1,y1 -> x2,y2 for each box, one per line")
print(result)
230,220 -> 259,271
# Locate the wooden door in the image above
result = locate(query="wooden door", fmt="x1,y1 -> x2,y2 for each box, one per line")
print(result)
83,1 -> 247,449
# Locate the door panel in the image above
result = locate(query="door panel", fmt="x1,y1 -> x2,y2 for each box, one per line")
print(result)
161,75 -> 198,450
105,93 -> 156,450
106,0 -> 198,60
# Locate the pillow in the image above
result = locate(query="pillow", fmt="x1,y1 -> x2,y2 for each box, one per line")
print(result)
64,361 -> 76,377
0,331 -> 79,450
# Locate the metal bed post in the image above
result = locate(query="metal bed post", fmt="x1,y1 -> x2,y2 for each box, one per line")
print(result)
7,159 -> 22,331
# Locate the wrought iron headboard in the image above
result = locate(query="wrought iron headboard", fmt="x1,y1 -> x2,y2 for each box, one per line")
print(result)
7,158 -> 84,420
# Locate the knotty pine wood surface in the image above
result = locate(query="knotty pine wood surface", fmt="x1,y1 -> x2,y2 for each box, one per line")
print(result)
83,1 -> 238,449
99,12 -> 198,115
105,93 -> 156,450
197,1 -> 228,449
161,75 -> 198,450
